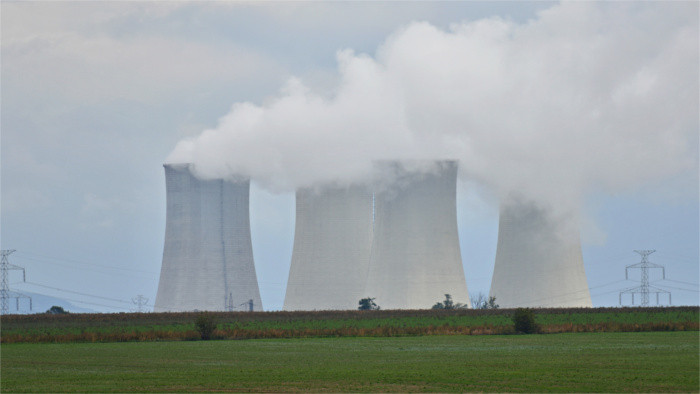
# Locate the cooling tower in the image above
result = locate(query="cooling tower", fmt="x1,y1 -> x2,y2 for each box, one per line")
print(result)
364,161 -> 471,309
154,163 -> 262,312
284,185 -> 374,310
489,200 -> 592,308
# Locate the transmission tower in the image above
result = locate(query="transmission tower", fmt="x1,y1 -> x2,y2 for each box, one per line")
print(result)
619,250 -> 671,306
235,299 -> 255,312
132,295 -> 149,313
225,292 -> 234,312
1,250 -> 32,314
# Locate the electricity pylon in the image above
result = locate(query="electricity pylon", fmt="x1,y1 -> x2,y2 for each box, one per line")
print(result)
1,250 -> 32,314
619,250 -> 671,306
132,295 -> 149,313
225,292 -> 234,312
235,299 -> 254,312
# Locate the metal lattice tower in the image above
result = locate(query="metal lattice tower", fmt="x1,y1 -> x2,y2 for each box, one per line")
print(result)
619,250 -> 671,306
226,292 -> 234,312
132,295 -> 149,313
236,299 -> 254,312
1,250 -> 32,314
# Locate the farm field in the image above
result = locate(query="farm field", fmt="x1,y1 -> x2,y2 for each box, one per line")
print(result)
2,332 -> 698,392
2,306 -> 697,343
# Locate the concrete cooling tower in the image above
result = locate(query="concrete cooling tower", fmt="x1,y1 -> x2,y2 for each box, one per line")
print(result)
154,163 -> 262,312
489,201 -> 592,308
363,161 -> 471,309
284,185 -> 374,310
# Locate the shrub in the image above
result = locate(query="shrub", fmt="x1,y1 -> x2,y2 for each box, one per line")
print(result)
46,306 -> 68,314
486,296 -> 499,309
358,298 -> 379,311
512,308 -> 539,334
432,294 -> 467,309
470,293 -> 499,309
195,313 -> 217,340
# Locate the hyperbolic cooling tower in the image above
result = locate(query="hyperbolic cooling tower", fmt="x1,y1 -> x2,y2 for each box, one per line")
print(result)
489,200 -> 592,308
284,185 -> 374,310
363,161 -> 471,309
154,163 -> 262,312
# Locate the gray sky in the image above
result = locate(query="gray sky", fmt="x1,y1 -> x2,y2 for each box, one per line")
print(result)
2,1 -> 698,312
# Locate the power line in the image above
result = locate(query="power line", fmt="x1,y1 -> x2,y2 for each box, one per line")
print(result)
659,278 -> 699,287
15,250 -> 159,276
17,257 -> 146,280
592,288 -> 633,297
19,281 -> 133,305
17,281 -> 154,312
40,295 -> 132,312
494,279 -> 628,307
17,255 -> 154,281
17,280 -> 197,313
650,284 -> 699,293
588,279 -> 631,291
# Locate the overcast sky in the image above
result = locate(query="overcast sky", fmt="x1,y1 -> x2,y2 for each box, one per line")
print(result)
2,1 -> 698,312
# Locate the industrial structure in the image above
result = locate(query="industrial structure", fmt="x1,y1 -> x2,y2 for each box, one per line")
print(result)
0,249 -> 32,314
489,200 -> 592,308
284,185 -> 374,310
154,164 -> 262,312
619,250 -> 671,306
364,160 -> 471,309
156,160 -> 597,312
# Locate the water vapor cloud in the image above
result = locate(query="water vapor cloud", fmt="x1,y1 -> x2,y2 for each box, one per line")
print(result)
167,2 -> 698,211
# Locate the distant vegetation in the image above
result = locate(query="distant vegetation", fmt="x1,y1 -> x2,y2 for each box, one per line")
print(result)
46,306 -> 68,314
470,293 -> 499,309
358,297 -> 380,311
431,294 -> 467,310
1,306 -> 696,344
512,308 -> 539,334
194,313 -> 217,340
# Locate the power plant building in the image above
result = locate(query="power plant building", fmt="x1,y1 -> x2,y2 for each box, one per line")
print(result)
363,161 -> 471,309
156,159 -> 592,312
284,185 -> 374,310
489,200 -> 592,308
154,163 -> 262,312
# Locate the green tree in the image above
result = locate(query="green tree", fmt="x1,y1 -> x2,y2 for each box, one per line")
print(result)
195,313 -> 217,340
470,292 -> 499,309
46,306 -> 68,314
432,294 -> 466,309
486,296 -> 499,309
512,308 -> 539,334
358,297 -> 379,311
470,293 -> 487,309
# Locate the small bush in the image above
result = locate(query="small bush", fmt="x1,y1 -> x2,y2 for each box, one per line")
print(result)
486,296 -> 499,309
195,314 -> 217,340
46,306 -> 68,314
358,297 -> 379,311
471,293 -> 500,309
433,294 -> 468,310
512,308 -> 539,334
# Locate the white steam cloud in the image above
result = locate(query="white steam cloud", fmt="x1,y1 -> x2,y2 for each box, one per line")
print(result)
167,2 -> 698,212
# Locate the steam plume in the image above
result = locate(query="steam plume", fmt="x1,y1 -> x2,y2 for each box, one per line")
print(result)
167,2 -> 698,213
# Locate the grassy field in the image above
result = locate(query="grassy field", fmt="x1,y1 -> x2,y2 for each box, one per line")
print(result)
2,307 -> 697,343
2,331 -> 697,392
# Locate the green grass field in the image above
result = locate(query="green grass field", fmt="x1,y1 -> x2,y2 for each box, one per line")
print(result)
2,332 -> 697,392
